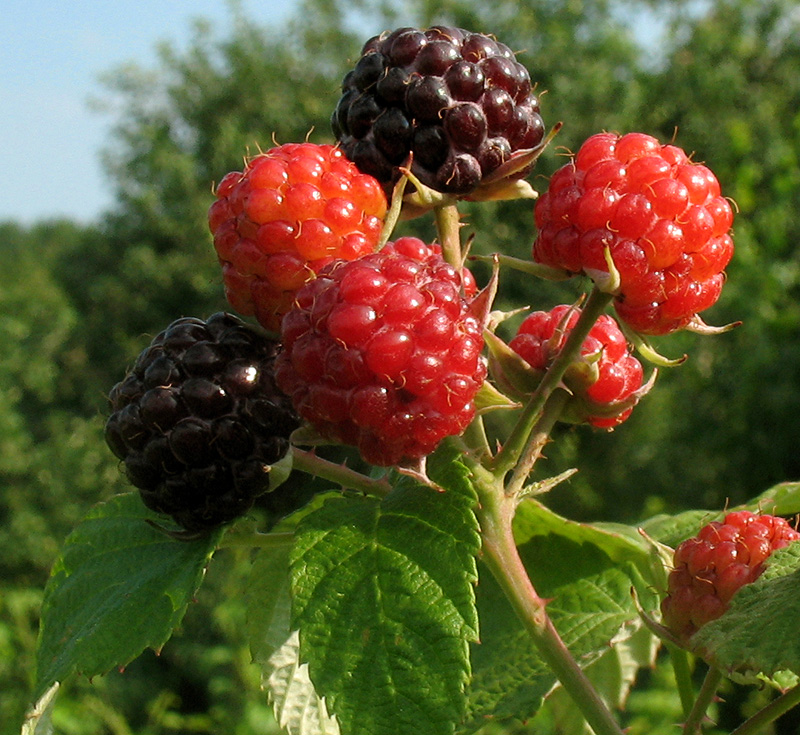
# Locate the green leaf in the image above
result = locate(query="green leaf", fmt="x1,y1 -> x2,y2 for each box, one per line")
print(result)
247,545 -> 293,666
289,458 -> 480,735
34,493 -> 221,699
514,498 -> 651,566
692,543 -> 800,676
463,531 -> 657,731
266,631 -> 340,735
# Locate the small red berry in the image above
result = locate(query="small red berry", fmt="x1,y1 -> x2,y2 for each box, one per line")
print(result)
661,511 -> 800,640
533,132 -> 734,335
275,238 -> 486,466
508,305 -> 645,428
209,143 -> 388,331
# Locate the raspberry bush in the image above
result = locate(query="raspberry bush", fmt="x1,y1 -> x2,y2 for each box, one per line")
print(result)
26,23 -> 800,735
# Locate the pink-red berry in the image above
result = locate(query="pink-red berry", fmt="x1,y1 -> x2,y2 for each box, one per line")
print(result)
209,142 -> 388,331
509,305 -> 644,427
661,511 -> 800,640
533,132 -> 734,335
275,237 -> 486,466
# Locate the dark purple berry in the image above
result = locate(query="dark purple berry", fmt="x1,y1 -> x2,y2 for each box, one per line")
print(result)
332,26 -> 545,196
104,313 -> 300,532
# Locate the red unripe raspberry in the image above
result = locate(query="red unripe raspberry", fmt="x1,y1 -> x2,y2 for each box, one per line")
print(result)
533,132 -> 734,335
661,511 -> 800,640
275,237 -> 486,466
209,143 -> 388,331
509,305 -> 644,428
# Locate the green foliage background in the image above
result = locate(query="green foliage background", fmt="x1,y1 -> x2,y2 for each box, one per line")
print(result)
3,0 -> 800,731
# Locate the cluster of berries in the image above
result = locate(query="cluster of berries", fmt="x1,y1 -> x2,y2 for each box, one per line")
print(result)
103,25 -> 735,540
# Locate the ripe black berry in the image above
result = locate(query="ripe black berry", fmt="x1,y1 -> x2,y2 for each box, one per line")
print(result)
104,313 -> 300,532
332,26 -> 545,196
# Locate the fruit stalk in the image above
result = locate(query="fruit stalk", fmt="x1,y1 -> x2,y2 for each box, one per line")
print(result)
505,388 -> 570,497
683,666 -> 723,735
434,202 -> 465,268
291,448 -> 392,497
667,643 -> 696,718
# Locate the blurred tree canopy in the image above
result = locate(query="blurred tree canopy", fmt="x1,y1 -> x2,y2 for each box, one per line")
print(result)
3,0 -> 800,731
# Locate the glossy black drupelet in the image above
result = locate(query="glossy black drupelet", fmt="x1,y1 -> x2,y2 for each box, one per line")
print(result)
332,26 -> 545,195
104,312 -> 300,532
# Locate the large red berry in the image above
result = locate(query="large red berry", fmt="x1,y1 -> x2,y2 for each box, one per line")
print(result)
533,132 -> 734,335
275,237 -> 486,466
332,26 -> 545,196
509,305 -> 644,427
661,511 -> 800,640
209,142 -> 388,331
104,313 -> 300,532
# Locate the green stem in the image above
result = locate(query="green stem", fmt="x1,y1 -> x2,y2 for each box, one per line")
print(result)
667,644 -> 696,719
434,203 -> 464,268
474,482 -> 626,735
683,666 -> 723,735
492,287 -> 613,476
730,683 -> 800,735
506,388 -> 570,497
291,448 -> 392,497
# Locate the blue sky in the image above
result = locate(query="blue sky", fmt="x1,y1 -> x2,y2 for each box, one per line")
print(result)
2,3 -> 667,226
1,1 -> 297,225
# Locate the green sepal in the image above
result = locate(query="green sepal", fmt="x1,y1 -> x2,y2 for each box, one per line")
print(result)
484,328 -> 544,398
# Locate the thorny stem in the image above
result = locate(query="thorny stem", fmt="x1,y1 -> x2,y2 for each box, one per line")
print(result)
683,666 -> 723,735
291,448 -> 392,497
472,473 -> 627,735
435,197 -> 623,734
505,388 -> 570,497
730,683 -> 800,735
491,286 -> 613,477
